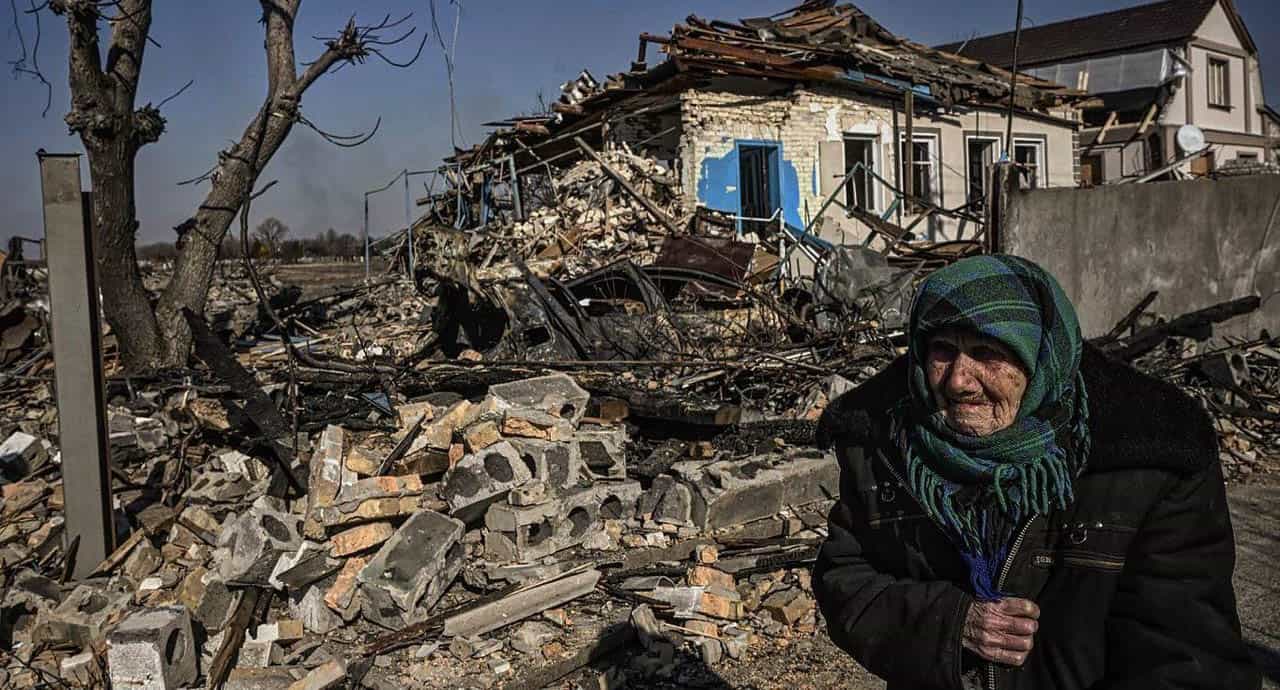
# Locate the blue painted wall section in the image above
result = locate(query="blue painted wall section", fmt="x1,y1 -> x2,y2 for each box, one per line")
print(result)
696,138 -> 805,231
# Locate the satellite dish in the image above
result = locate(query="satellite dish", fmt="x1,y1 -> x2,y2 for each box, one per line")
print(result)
1177,124 -> 1207,154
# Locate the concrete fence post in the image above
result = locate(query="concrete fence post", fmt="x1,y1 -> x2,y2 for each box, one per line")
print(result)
37,152 -> 115,578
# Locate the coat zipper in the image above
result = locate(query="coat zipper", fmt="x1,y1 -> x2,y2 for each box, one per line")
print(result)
986,517 -> 1034,690
1060,555 -> 1124,571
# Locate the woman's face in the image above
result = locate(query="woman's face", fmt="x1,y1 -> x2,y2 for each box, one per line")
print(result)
924,328 -> 1029,436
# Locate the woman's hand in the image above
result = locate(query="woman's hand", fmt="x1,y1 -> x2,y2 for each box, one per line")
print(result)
962,598 -> 1040,666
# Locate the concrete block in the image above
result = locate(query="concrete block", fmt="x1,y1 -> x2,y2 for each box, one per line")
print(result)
122,541 -> 162,583
36,581 -> 131,646
217,497 -> 304,585
507,438 -> 583,491
106,607 -> 197,690
501,410 -> 574,441
358,510 -> 465,617
0,431 -> 46,479
60,650 -> 100,686
488,373 -> 590,426
508,479 -> 549,507
484,481 -> 641,562
574,426 -> 627,479
238,638 -> 281,668
442,441 -> 534,521
671,450 -> 838,530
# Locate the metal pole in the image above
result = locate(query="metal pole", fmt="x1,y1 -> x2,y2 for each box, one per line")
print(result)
363,194 -> 371,280
403,169 -> 414,278
1005,0 -> 1025,159
37,152 -> 114,579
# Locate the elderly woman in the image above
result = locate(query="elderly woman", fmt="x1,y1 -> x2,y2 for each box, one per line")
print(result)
813,255 -> 1259,690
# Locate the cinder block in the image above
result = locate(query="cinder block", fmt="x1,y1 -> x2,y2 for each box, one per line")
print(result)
442,441 -> 533,522
358,510 -> 466,620
217,497 -> 303,585
106,607 -> 197,690
573,425 -> 627,480
507,438 -> 583,491
488,374 -> 590,426
484,480 -> 641,562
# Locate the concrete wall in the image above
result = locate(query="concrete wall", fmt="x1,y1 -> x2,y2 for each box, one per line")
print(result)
1004,174 -> 1280,338
678,79 -> 1077,248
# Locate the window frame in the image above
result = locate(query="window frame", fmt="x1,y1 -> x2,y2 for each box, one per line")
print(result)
842,134 -> 881,213
964,135 -> 1001,205
1207,56 -> 1231,110
1012,137 -> 1046,189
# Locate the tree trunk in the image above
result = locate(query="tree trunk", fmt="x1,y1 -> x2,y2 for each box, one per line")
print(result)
89,142 -> 164,371
155,101 -> 298,367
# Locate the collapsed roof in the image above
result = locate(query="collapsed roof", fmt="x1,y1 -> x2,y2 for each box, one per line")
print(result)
447,1 -> 1079,173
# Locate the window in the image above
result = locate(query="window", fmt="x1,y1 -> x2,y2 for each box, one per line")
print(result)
966,137 -> 999,205
843,136 -> 878,212
898,135 -> 939,208
1013,139 -> 1044,189
1237,153 -> 1259,162
1208,57 -> 1230,109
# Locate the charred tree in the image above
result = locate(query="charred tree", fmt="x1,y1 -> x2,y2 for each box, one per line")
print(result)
39,0 -> 420,371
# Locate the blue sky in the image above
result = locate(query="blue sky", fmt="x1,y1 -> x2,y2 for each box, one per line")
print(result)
2,0 -> 1276,247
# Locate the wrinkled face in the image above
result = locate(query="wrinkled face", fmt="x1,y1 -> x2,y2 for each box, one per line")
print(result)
924,327 -> 1029,437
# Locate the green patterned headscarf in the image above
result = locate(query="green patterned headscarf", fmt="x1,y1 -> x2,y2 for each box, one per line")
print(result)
892,254 -> 1090,600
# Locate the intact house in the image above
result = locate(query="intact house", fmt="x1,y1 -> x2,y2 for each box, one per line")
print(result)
443,2 -> 1082,252
938,0 -> 1273,183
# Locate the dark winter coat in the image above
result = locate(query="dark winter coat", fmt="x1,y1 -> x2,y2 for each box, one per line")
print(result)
812,344 -> 1260,690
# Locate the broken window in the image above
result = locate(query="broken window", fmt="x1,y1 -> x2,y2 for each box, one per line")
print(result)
843,136 -> 877,212
966,137 -> 998,205
737,143 -> 781,233
1014,139 -> 1044,189
1208,57 -> 1230,109
898,135 -> 938,208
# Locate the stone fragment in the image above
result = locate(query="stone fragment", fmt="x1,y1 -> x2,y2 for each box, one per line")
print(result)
217,449 -> 268,481
217,497 -> 303,585
472,638 -> 504,658
462,421 -> 502,452
487,655 -> 511,675
441,441 -> 534,520
443,569 -> 601,638
574,426 -> 627,479
344,444 -> 381,476
721,625 -> 749,659
293,587 -> 340,635
500,411 -> 573,441
36,581 -> 131,646
270,541 -> 340,591
484,481 -> 642,562
123,541 -> 163,583
305,425 -> 355,539
409,400 -> 472,454
60,650 -> 100,686
2,478 -> 48,516
395,401 -> 436,429
762,588 -> 813,626
694,545 -> 719,564
106,606 -> 197,690
687,566 -> 734,590
329,522 -> 395,557
697,638 -> 723,665
0,431 -> 46,479
177,567 -> 236,631
286,659 -> 346,690
510,621 -> 558,655
488,373 -> 590,425
238,638 -> 281,667
324,558 -> 366,618
358,510 -> 465,617
225,667 -> 303,690
682,619 -> 720,638
654,481 -> 694,526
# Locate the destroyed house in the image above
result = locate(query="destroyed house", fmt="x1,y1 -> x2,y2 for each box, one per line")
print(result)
938,0 -> 1273,182
433,1 -> 1081,255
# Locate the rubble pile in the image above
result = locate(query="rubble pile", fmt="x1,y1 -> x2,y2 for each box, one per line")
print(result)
0,358 -> 847,689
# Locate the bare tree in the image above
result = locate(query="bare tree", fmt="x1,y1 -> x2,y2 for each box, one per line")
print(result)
25,1 -> 423,371
253,217 -> 290,260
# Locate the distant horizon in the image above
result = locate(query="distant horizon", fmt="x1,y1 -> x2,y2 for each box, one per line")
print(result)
2,0 -> 1275,251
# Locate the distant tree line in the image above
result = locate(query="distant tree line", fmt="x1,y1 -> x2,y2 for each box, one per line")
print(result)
138,219 -> 362,263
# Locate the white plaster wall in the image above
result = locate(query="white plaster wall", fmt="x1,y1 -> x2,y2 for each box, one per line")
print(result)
1190,46 -> 1248,132
679,83 -> 1077,248
1196,1 -> 1241,46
